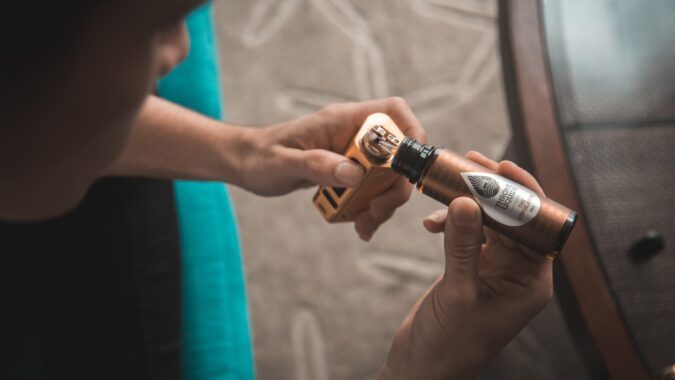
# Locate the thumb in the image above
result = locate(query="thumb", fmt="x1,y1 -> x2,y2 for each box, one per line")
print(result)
443,197 -> 483,288
287,148 -> 364,187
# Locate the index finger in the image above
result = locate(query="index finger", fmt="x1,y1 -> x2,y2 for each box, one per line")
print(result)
466,151 -> 544,196
465,150 -> 498,171
497,160 -> 545,196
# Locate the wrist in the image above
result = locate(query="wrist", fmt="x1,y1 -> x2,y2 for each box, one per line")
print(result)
214,123 -> 261,187
381,329 -> 477,380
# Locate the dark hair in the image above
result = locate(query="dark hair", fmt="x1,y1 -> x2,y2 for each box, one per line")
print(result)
1,1 -> 99,73
1,1 -> 99,101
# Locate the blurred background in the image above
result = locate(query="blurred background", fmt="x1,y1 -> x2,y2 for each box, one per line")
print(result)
213,0 -> 587,379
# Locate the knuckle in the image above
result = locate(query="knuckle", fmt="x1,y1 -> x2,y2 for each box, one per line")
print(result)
394,178 -> 413,195
304,153 -> 324,175
377,193 -> 407,211
417,128 -> 429,143
400,184 -> 413,201
449,239 -> 481,258
374,208 -> 395,223
373,193 -> 407,213
391,191 -> 411,207
320,103 -> 343,119
388,96 -> 409,108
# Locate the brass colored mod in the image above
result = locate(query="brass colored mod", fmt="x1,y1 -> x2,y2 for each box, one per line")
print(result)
313,113 -> 404,222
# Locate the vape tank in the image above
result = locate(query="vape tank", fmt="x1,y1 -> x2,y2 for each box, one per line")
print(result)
391,138 -> 577,256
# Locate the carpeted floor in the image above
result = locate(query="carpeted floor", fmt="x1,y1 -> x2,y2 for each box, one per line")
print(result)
214,0 -> 589,379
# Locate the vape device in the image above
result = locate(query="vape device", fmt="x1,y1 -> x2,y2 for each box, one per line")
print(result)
391,137 -> 577,256
313,113 -> 405,222
313,113 -> 578,256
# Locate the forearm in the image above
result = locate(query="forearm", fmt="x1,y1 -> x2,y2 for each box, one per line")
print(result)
108,95 -> 254,184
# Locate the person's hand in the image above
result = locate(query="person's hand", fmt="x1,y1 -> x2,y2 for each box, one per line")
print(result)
378,152 -> 553,380
236,97 -> 427,241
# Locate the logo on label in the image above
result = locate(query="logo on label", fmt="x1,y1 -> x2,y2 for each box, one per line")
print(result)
467,175 -> 500,198
460,172 -> 541,227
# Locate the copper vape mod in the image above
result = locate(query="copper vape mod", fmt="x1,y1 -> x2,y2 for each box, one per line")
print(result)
313,113 -> 405,222
313,113 -> 577,256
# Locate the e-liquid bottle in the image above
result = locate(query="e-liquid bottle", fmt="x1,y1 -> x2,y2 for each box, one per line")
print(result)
390,137 -> 577,256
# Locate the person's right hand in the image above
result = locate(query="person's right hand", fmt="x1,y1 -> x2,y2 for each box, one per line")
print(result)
378,152 -> 554,380
234,97 -> 427,241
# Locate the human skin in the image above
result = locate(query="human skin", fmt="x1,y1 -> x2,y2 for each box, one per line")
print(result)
379,152 -> 553,380
0,1 -> 424,240
0,1 -> 554,378
0,0 -> 202,221
108,95 -> 426,240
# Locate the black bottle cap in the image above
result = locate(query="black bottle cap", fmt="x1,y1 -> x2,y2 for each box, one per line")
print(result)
391,137 -> 439,184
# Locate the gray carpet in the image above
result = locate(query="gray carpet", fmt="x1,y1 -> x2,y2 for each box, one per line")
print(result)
213,0 -> 589,379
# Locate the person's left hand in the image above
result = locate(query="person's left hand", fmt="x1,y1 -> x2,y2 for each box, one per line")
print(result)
235,97 -> 427,241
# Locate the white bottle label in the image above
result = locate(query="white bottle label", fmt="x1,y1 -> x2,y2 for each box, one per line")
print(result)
460,172 -> 540,227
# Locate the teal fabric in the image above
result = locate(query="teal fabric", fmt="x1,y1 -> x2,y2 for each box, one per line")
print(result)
157,4 -> 255,380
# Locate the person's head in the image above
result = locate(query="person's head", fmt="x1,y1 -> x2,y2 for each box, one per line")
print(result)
1,0 -> 204,221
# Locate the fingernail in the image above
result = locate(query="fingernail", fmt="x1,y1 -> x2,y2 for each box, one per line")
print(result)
429,211 -> 446,223
469,150 -> 487,160
450,199 -> 479,227
335,161 -> 363,186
